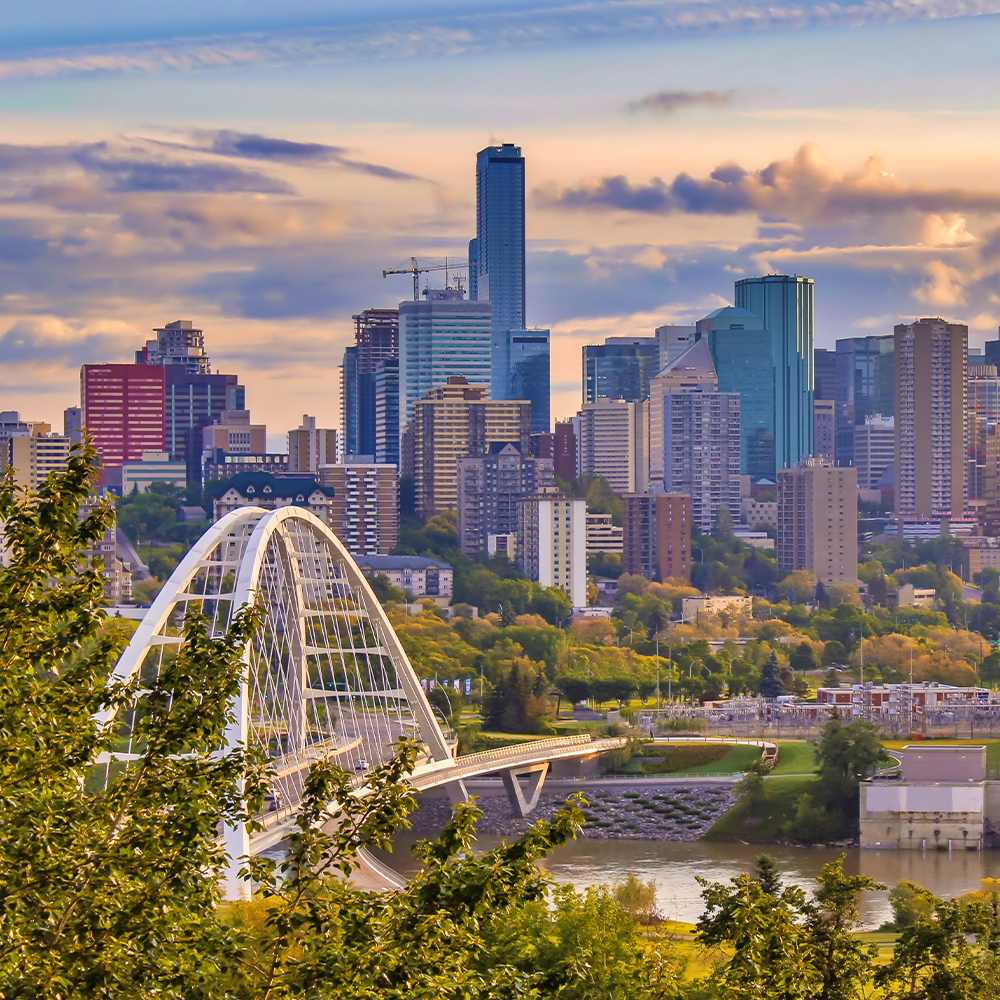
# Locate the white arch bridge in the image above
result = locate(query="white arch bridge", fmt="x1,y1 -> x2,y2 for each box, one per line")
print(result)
103,507 -> 623,897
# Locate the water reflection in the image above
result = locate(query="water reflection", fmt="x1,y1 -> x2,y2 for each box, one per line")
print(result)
383,832 -> 1000,929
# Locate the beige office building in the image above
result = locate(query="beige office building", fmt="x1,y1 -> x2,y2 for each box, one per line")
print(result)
777,458 -> 857,585
577,397 -> 648,494
410,376 -> 530,518
9,431 -> 72,489
288,414 -> 339,474
895,318 -> 967,517
317,459 -> 398,556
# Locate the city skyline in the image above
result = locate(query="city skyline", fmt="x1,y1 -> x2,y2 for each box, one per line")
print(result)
4,7 -> 1000,429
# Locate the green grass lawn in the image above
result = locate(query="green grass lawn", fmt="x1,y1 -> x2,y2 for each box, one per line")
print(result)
668,743 -> 762,776
770,741 -> 819,775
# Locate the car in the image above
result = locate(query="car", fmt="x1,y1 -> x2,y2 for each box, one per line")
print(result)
354,759 -> 369,771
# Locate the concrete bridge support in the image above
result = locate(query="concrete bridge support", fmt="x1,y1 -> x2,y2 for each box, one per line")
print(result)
500,763 -> 549,818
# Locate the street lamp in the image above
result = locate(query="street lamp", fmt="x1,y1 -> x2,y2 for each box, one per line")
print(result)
692,545 -> 704,563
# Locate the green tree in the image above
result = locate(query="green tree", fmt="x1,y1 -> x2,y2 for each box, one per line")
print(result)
815,717 -> 889,810
370,571 -> 406,604
790,640 -> 820,673
529,584 -> 572,624
759,653 -> 785,699
889,880 -> 939,927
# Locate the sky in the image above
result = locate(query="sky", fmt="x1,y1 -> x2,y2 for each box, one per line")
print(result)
4,1 -> 1000,441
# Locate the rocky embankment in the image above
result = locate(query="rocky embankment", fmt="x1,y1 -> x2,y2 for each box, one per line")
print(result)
409,782 -> 737,840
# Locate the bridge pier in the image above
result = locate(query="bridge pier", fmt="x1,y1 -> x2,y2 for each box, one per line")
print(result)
444,779 -> 470,805
500,763 -> 549,818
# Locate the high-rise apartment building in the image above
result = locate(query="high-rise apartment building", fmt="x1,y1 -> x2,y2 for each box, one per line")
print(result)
697,305 -> 779,483
288,415 -> 339,474
621,492 -> 692,582
814,398 -> 835,463
531,420 -> 577,482
967,363 -> 1000,502
582,338 -> 660,404
343,308 -> 399,457
457,442 -> 553,555
734,274 -> 814,473
895,318 -> 968,518
410,376 -> 531,517
517,491 -> 587,607
374,358 -> 400,468
318,458 -> 398,556
63,406 -> 83,444
9,431 -> 72,489
854,415 -> 895,490
814,348 -> 837,401
834,335 -> 894,467
399,288 -> 491,428
509,328 -> 550,433
577,398 -> 649,494
136,320 -> 210,373
777,459 -> 857,585
0,412 -> 51,471
655,325 -> 698,367
470,143 -> 526,399
81,364 -> 166,487
648,340 -> 741,533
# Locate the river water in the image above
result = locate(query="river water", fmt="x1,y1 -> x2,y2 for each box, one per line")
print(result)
381,833 -> 1000,929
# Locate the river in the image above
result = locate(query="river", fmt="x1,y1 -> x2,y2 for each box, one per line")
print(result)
379,833 -> 1000,929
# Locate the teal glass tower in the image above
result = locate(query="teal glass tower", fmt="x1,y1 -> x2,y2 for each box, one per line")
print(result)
698,274 -> 815,482
471,144 -> 530,401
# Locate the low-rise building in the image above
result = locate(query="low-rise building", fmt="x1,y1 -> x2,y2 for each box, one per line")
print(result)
741,497 -> 778,529
211,472 -> 337,526
121,451 -> 188,494
681,595 -> 753,621
817,682 -> 990,718
962,536 -> 1000,579
860,745 -> 988,850
355,555 -> 453,602
585,511 -> 623,554
891,583 -> 936,608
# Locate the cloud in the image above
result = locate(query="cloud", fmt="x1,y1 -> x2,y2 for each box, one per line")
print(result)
0,316 -> 135,363
625,90 -> 733,114
914,261 -> 967,307
536,145 -> 1000,223
1,2 -> 999,82
189,129 -> 422,181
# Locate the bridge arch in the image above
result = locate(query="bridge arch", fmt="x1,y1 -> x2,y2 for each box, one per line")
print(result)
106,506 -> 451,894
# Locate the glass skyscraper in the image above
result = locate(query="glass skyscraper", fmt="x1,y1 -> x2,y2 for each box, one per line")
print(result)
734,274 -> 814,476
834,335 -> 894,467
509,329 -> 550,433
582,337 -> 660,404
470,143 -> 549,427
398,288 -> 492,429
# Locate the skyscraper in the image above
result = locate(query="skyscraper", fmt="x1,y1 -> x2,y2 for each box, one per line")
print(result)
895,318 -> 967,518
834,335 -> 894,467
648,340 -> 741,533
582,337 -> 660,405
777,459 -> 857,585
655,325 -> 698,367
968,362 -> 1000,501
509,328 -> 550,433
734,274 -> 814,471
374,358 -> 400,468
854,416 -> 895,490
343,308 -> 399,457
136,320 -> 210,373
577,398 -> 649,494
81,364 -> 166,488
398,288 -> 491,429
814,348 -> 837,400
470,143 -> 533,398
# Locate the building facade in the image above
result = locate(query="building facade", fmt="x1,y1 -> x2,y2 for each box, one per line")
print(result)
356,555 -> 453,601
585,511 -> 624,554
648,339 -> 741,533
399,289 -> 492,428
777,458 -> 858,585
342,307 -> 399,458
814,348 -> 837,401
373,357 -> 400,468
317,459 -> 398,556
967,363 -> 1000,502
410,377 -> 531,518
288,415 -> 339,474
456,442 -> 553,555
9,431 -> 72,489
470,142 -> 526,403
621,492 -> 692,582
517,492 -> 587,608
136,320 -> 210,373
582,338 -> 660,404
121,451 -> 188,494
835,335 -> 894,468
577,398 -> 649,494
81,364 -> 166,487
854,415 -> 895,491
531,420 -> 577,482
508,328 -> 550,433
813,398 -> 835,463
895,318 -> 968,518
212,472 -> 337,526
655,325 -> 698,367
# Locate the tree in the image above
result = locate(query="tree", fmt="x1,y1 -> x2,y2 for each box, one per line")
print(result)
889,880 -> 938,927
778,569 -> 816,604
555,672 -> 591,710
822,639 -> 848,665
529,584 -> 571,625
370,571 -> 406,604
759,653 -> 785,699
733,758 -> 770,805
790,640 -> 820,673
815,717 -> 889,811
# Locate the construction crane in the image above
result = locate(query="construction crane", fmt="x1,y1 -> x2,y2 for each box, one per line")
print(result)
382,257 -> 468,301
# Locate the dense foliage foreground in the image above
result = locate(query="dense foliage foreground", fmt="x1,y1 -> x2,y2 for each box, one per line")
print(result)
4,454 -> 1000,999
